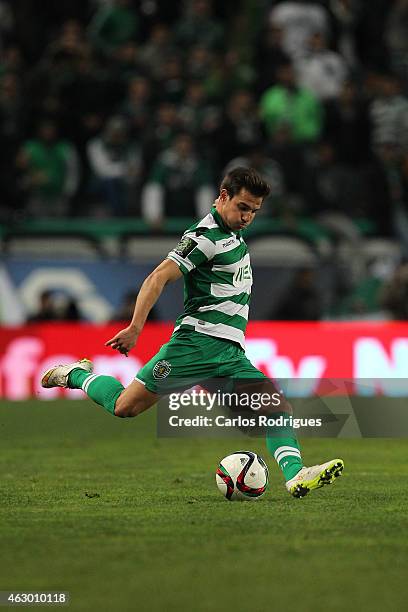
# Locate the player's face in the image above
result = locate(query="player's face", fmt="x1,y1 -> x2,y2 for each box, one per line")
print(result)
218,188 -> 263,232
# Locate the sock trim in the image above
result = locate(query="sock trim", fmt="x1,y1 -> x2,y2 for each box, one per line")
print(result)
277,451 -> 302,463
82,374 -> 102,393
274,446 -> 301,462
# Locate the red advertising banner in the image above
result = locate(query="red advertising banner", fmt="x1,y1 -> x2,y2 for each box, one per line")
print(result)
0,321 -> 407,399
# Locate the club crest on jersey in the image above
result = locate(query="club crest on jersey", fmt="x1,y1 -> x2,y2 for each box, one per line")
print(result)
153,360 -> 172,379
174,236 -> 198,259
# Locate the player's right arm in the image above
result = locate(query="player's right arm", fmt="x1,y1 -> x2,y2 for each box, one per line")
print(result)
105,259 -> 182,355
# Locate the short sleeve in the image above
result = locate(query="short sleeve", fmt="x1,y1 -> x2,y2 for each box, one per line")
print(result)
167,230 -> 215,274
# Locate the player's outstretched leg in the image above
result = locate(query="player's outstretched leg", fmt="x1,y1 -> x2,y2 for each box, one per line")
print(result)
285,459 -> 344,498
41,359 -> 158,417
41,358 -> 124,415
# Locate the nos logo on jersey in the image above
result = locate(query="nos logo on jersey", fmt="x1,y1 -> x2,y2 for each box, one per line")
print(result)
233,264 -> 252,287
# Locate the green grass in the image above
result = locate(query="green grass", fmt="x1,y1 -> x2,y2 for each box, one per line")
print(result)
1,400 -> 408,611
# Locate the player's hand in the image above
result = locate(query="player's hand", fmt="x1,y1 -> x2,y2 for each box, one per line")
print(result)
105,326 -> 139,356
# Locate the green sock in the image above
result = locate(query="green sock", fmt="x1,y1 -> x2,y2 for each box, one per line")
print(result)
266,412 -> 303,481
68,369 -> 124,416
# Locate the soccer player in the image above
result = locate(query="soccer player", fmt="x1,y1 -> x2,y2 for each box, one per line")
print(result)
41,167 -> 344,498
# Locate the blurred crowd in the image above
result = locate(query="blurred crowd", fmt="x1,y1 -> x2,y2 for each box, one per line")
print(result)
1,0 -> 408,242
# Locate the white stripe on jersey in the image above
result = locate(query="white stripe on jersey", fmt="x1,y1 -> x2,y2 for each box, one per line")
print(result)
211,283 -> 251,298
177,315 -> 246,348
198,301 -> 249,320
195,214 -> 219,230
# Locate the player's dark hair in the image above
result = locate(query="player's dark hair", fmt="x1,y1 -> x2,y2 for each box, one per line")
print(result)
221,167 -> 271,200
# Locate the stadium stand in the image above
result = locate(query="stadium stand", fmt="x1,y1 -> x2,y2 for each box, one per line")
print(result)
1,0 -> 408,321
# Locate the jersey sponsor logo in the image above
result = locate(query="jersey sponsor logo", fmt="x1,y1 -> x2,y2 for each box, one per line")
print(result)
153,360 -> 172,379
233,264 -> 252,286
174,236 -> 198,259
222,238 -> 235,248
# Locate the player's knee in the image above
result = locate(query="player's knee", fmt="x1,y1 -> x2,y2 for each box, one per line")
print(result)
114,395 -> 145,418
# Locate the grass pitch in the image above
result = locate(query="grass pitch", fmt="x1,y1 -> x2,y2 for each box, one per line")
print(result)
1,400 -> 408,611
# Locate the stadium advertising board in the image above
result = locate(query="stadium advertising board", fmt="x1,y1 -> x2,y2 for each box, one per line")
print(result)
1,322 -> 407,400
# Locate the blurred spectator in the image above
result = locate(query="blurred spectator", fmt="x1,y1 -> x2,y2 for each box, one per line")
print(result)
269,0 -> 330,61
295,31 -> 348,100
369,73 -> 408,152
205,49 -> 256,100
142,102 -> 180,176
57,50 -> 111,144
26,27 -> 90,132
254,24 -> 291,94
224,146 -> 286,217
267,123 -> 306,198
16,119 -> 79,217
274,268 -> 322,320
302,141 -> 366,219
27,290 -> 59,322
111,290 -> 159,322
216,90 -> 263,171
140,23 -> 175,80
63,297 -> 82,321
88,0 -> 139,58
141,132 -> 215,225
177,80 -> 220,142
28,290 -> 83,322
259,61 -> 323,143
46,19 -> 88,62
120,75 -> 152,139
323,80 -> 371,165
107,40 -> 144,82
186,45 -> 214,81
87,115 -> 142,216
156,54 -> 185,104
175,0 -> 224,51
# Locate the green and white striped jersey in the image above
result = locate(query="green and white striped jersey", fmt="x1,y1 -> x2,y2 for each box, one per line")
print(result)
166,207 -> 252,349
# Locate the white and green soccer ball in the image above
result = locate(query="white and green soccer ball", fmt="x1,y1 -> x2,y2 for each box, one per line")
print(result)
216,451 -> 269,501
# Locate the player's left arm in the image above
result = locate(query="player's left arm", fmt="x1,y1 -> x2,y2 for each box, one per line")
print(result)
105,259 -> 182,355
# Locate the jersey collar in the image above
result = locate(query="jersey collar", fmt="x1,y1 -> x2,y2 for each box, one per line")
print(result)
211,206 -> 242,237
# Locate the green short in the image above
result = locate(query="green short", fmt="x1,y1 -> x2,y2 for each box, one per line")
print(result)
135,330 -> 266,394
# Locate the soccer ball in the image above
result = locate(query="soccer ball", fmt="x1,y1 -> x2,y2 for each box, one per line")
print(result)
215,451 -> 269,501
